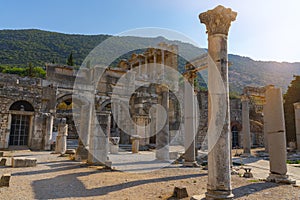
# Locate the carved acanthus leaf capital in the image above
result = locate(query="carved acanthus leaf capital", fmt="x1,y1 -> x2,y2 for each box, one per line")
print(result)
199,5 -> 237,36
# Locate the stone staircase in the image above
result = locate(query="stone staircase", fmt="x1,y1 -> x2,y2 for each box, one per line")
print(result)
119,144 -> 132,152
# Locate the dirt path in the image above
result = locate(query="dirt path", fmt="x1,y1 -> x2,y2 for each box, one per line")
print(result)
0,151 -> 299,200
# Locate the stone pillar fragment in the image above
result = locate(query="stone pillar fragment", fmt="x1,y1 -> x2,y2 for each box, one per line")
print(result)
55,118 -> 68,154
294,103 -> 300,152
265,87 -> 295,184
75,103 -> 92,161
88,112 -> 110,165
263,105 -> 269,153
241,98 -> 251,156
198,5 -> 237,200
44,115 -> 54,151
156,86 -> 169,161
183,74 -> 198,167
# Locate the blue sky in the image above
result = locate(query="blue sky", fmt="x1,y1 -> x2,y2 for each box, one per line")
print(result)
1,0 -> 300,62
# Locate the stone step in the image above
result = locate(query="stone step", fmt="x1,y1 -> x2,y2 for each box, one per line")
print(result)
119,144 -> 132,152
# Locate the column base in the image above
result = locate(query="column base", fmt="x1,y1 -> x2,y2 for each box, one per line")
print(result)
190,194 -> 205,200
266,173 -> 296,184
205,190 -> 234,200
183,161 -> 199,167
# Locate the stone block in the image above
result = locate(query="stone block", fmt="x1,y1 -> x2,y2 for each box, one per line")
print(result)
0,174 -> 11,187
12,157 -> 37,167
65,149 -> 76,154
110,145 -> 119,154
0,158 -> 7,166
105,160 -> 112,169
172,186 -> 188,199
169,151 -> 179,160
0,152 -> 3,157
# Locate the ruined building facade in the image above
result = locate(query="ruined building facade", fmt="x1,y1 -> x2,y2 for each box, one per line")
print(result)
0,43 -> 266,151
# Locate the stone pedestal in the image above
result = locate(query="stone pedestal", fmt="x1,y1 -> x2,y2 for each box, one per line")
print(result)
156,86 -> 170,161
294,102 -> 300,152
200,5 -> 237,199
0,174 -> 11,187
88,112 -> 110,165
55,119 -> 68,154
242,98 -> 251,156
131,135 -> 141,154
183,75 -> 198,167
265,87 -> 295,184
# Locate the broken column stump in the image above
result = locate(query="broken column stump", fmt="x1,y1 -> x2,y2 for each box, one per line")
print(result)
243,168 -> 253,178
0,158 -> 7,166
0,174 -> 11,187
172,186 -> 188,199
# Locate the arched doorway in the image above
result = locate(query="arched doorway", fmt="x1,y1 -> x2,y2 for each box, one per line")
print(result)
9,100 -> 34,146
231,125 -> 239,148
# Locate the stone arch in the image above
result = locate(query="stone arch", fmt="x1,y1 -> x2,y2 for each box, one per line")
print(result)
9,100 -> 34,112
100,99 -> 111,111
231,121 -> 242,148
56,94 -> 90,139
8,100 -> 35,147
7,99 -> 36,113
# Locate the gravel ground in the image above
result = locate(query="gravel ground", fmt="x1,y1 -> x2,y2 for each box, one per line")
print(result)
0,150 -> 299,200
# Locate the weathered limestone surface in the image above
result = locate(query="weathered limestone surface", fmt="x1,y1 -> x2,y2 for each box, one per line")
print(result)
0,174 -> 11,187
242,98 -> 251,156
263,105 -> 269,153
88,112 -> 110,165
183,73 -> 198,167
12,157 -> 37,167
199,5 -> 237,200
265,87 -> 294,184
131,135 -> 141,154
0,158 -> 7,166
55,119 -> 68,154
294,102 -> 300,152
156,86 -> 170,161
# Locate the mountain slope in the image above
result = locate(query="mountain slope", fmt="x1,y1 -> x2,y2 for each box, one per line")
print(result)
0,29 -> 299,93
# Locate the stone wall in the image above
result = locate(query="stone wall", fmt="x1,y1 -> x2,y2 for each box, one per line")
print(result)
0,73 -> 56,150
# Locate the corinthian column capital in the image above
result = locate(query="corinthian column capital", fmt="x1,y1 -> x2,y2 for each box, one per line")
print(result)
199,5 -> 237,36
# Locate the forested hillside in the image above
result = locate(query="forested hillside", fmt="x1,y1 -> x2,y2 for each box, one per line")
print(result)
0,29 -> 299,93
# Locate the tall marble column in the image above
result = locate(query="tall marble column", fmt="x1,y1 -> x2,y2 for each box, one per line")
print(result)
88,112 -> 110,165
265,87 -> 295,184
241,97 -> 251,156
294,103 -> 300,152
263,105 -> 269,153
44,114 -> 54,150
156,85 -> 170,161
75,103 -> 92,161
199,5 -> 237,200
183,72 -> 198,167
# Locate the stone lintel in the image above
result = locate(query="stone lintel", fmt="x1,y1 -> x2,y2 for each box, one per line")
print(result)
199,5 -> 237,36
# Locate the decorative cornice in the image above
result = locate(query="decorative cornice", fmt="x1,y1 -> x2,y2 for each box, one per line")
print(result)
199,5 -> 237,36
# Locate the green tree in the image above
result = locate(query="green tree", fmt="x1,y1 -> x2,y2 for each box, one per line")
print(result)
67,52 -> 74,66
284,75 -> 300,143
27,62 -> 34,77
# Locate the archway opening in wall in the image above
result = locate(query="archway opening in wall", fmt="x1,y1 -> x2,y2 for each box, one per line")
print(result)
231,125 -> 239,148
9,100 -> 34,146
56,97 -> 80,140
